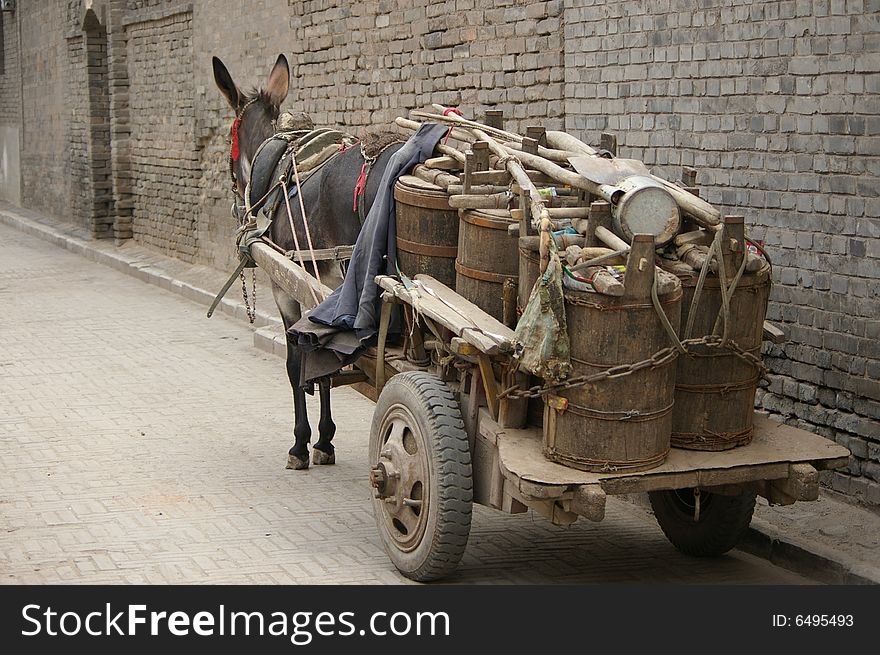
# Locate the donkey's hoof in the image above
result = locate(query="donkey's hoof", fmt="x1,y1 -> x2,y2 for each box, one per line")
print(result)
312,449 -> 336,466
286,453 -> 310,470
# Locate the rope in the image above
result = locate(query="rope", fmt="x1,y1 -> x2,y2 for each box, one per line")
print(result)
711,239 -> 750,339
672,427 -> 752,448
564,401 -> 674,422
713,230 -> 731,344
546,447 -> 669,473
651,273 -> 687,354
441,107 -> 463,145
289,153 -> 324,293
495,154 -> 521,170
280,177 -> 319,307
684,228 -> 720,339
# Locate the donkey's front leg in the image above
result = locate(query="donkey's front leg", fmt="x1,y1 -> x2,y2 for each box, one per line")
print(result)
312,378 -> 336,465
273,283 -> 313,471
285,342 -> 313,471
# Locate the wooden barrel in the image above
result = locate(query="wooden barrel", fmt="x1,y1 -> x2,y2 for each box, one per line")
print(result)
543,237 -> 682,473
394,175 -> 458,288
455,208 -> 518,321
672,272 -> 771,450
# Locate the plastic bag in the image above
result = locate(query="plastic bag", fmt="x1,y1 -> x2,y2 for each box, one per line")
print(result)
512,237 -> 571,382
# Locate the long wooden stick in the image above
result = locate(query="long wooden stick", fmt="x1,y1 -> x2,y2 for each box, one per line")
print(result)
541,123 -> 721,227
428,107 -> 552,230
424,106 -> 524,142
545,131 -> 597,156
249,242 -> 332,311
595,225 -> 630,251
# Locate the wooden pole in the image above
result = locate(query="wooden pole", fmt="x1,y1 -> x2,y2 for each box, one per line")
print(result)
249,242 -> 333,311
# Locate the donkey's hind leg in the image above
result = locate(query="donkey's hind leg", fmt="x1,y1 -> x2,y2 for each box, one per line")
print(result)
312,379 -> 336,465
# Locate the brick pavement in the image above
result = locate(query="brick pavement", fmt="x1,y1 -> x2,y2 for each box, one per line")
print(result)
0,222 -> 811,584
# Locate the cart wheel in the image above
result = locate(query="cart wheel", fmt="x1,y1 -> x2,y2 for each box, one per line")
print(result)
649,488 -> 756,557
369,372 -> 473,582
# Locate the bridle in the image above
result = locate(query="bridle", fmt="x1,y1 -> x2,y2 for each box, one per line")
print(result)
228,96 -> 263,207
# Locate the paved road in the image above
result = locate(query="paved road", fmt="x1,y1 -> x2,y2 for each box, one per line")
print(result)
0,223 -> 811,584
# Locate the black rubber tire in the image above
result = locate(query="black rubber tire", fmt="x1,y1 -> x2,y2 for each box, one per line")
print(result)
649,488 -> 756,557
370,372 -> 473,582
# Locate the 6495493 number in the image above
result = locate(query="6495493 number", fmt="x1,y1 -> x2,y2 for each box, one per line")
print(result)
772,614 -> 854,627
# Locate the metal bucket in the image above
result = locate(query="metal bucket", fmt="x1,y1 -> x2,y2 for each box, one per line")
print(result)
394,175 -> 458,288
455,208 -> 517,321
672,272 -> 771,451
543,237 -> 682,472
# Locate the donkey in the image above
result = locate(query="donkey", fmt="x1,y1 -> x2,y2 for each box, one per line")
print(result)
213,54 -> 404,470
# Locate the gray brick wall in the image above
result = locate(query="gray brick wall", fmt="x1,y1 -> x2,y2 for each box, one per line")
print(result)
107,0 -> 134,241
286,0 -> 565,133
125,6 -> 200,261
0,9 -> 22,205
0,10 -> 21,122
18,1 -> 70,217
564,0 -> 880,504
65,32 -> 92,232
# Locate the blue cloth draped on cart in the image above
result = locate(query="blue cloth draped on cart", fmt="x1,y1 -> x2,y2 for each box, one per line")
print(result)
288,123 -> 448,384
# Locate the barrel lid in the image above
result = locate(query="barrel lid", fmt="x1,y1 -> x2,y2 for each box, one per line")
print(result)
396,175 -> 445,194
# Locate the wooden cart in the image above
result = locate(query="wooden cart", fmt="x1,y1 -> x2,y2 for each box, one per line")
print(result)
251,241 -> 849,582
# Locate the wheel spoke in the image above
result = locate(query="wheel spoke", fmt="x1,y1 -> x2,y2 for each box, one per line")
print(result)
386,419 -> 406,448
395,504 -> 420,534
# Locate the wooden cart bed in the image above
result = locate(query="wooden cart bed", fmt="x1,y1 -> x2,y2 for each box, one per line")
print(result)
474,410 -> 850,525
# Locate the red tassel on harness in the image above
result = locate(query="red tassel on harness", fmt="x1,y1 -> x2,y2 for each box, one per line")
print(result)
442,107 -> 463,145
353,162 -> 367,212
230,116 -> 242,162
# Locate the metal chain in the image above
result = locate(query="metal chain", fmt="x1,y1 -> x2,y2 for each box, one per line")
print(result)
240,268 -> 257,324
499,335 -> 768,400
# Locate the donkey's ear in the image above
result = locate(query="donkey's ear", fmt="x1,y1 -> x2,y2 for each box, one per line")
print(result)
265,54 -> 290,108
212,56 -> 240,111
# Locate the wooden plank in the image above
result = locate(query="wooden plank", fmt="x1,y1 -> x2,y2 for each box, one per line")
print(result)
763,321 -> 787,344
349,381 -> 378,403
498,369 -> 528,429
381,280 -> 502,355
250,242 -> 332,311
473,427 -> 506,509
376,274 -> 515,355
413,274 -> 515,350
352,346 -> 421,397
481,411 -> 851,496
330,370 -> 368,387
374,300 -> 393,394
478,354 -> 499,421
503,480 -> 575,524
450,337 -> 479,357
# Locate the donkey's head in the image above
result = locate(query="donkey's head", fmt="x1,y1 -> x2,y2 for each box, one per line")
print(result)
212,54 -> 290,200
